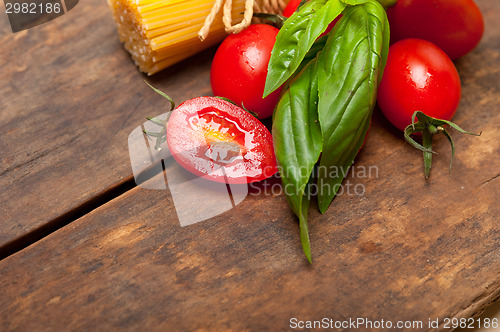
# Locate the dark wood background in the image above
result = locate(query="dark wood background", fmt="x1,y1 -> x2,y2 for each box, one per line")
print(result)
0,0 -> 499,330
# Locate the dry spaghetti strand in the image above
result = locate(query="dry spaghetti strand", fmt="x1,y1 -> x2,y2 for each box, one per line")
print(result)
198,0 -> 286,40
109,0 -> 287,74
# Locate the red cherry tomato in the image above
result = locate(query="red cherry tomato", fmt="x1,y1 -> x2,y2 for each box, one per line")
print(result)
167,97 -> 277,184
282,0 -> 301,17
211,24 -> 281,119
377,39 -> 462,131
387,0 -> 484,60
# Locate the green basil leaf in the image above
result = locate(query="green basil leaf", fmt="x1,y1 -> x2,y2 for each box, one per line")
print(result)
272,60 -> 322,262
341,0 -> 369,5
299,180 -> 314,263
376,0 -> 397,8
342,0 -> 397,7
316,0 -> 390,213
271,35 -> 326,124
264,0 -> 345,97
296,35 -> 328,75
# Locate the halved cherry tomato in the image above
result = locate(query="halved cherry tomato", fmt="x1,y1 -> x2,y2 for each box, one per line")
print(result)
211,24 -> 281,119
166,97 -> 277,184
387,0 -> 484,60
377,39 -> 462,131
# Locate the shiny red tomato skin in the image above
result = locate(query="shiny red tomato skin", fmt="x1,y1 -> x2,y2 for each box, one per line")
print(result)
166,97 -> 277,184
282,0 -> 301,17
377,39 -> 462,132
211,24 -> 281,119
387,0 -> 484,60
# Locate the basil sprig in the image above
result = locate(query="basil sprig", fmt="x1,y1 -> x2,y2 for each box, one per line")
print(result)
273,60 -> 322,263
316,1 -> 390,212
263,0 -> 346,97
270,0 -> 390,262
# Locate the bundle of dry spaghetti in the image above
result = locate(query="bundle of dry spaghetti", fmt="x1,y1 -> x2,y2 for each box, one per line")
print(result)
108,0 -> 287,75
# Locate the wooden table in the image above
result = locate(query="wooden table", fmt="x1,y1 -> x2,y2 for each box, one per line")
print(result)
1,0 -> 499,330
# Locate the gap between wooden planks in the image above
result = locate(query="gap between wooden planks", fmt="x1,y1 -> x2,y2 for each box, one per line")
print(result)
0,176 -> 136,260
0,104 -> 499,330
0,0 -> 499,329
0,0 -> 216,256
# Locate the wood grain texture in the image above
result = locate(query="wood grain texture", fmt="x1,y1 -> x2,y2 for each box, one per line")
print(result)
0,0 -> 499,331
1,0 -> 500,325
0,0 -> 217,251
0,104 -> 499,331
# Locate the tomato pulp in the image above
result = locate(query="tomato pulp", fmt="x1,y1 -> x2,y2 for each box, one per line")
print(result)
166,97 -> 277,184
377,39 -> 462,131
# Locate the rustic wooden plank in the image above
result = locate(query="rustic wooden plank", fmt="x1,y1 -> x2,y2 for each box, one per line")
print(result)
1,16 -> 499,327
0,0 -> 217,252
0,108 -> 498,331
1,0 -> 499,330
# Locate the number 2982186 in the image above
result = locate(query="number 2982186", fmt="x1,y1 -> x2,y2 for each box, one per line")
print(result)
443,317 -> 498,329
5,2 -> 61,14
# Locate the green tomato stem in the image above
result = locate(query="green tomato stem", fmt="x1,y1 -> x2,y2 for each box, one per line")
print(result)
403,111 -> 480,178
422,130 -> 433,178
